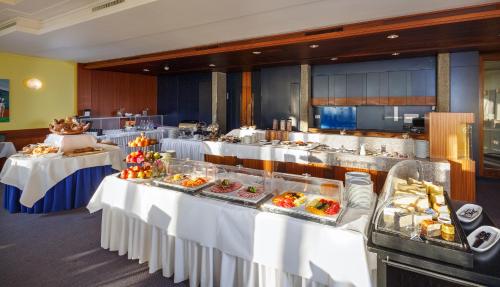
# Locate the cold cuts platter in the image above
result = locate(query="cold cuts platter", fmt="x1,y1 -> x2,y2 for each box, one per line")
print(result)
261,192 -> 345,226
200,174 -> 272,206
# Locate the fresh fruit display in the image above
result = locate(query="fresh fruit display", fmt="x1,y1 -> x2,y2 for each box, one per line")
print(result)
126,150 -> 161,163
128,133 -> 158,147
272,192 -> 306,208
49,117 -> 90,135
305,198 -> 340,216
120,165 -> 153,180
22,144 -> 59,155
236,185 -> 264,198
210,179 -> 243,193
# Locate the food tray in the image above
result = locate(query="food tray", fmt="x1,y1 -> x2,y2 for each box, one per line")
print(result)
153,178 -> 214,193
261,193 -> 345,226
371,191 -> 474,268
199,172 -> 272,207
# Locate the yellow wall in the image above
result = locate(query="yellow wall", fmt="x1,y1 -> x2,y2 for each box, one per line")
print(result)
0,52 -> 76,130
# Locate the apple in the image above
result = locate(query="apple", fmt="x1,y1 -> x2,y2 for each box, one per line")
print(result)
128,171 -> 137,179
154,152 -> 161,160
137,171 -> 145,179
120,170 -> 128,179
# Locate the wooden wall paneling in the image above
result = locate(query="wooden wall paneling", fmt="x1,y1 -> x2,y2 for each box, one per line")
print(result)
2,128 -> 49,150
241,71 -> 253,126
77,63 -> 92,115
77,68 -> 157,117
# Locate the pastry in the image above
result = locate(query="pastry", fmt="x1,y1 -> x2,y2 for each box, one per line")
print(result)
430,193 -> 445,205
421,220 -> 441,237
416,198 -> 430,211
433,202 -> 449,214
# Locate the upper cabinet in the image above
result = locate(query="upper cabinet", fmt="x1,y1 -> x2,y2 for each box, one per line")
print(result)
312,57 -> 436,106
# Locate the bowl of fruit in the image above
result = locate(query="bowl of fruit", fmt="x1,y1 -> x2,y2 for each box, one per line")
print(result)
119,165 -> 153,182
126,150 -> 162,164
128,133 -> 158,148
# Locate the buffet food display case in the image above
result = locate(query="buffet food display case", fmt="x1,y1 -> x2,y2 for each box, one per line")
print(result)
371,160 -> 473,268
80,115 -> 165,131
199,165 -> 272,207
261,173 -> 345,226
153,159 -> 217,193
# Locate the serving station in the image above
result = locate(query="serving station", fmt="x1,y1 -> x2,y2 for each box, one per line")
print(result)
0,117 -> 125,213
88,157 -> 376,287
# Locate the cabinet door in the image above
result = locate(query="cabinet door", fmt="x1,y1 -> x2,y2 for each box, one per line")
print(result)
333,74 -> 347,105
379,72 -> 389,105
407,70 -> 427,105
346,73 -> 366,105
425,69 -> 436,105
366,72 -> 380,105
388,71 -> 407,105
312,74 -> 329,106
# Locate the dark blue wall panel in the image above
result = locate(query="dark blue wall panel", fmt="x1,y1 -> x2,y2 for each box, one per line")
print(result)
227,72 -> 242,131
157,72 -> 211,126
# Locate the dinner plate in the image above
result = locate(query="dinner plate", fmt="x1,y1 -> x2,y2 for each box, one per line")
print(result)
456,203 -> 482,223
467,226 -> 500,253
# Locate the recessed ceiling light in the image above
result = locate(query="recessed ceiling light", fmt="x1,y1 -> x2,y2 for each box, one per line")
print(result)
330,57 -> 338,61
309,44 -> 319,48
252,51 -> 262,55
387,34 -> 399,39
143,68 -> 150,72
392,52 -> 400,56
209,63 -> 216,67
164,65 -> 170,71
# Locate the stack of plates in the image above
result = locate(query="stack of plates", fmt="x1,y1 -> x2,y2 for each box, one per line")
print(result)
347,178 -> 373,209
415,140 -> 429,159
345,171 -> 371,188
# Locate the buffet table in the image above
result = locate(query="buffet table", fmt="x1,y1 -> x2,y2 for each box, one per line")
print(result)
160,138 -> 205,161
0,142 -> 16,158
1,145 -> 125,213
87,175 -> 377,287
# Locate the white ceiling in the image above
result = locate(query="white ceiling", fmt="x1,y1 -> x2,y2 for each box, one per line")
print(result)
0,0 -> 496,63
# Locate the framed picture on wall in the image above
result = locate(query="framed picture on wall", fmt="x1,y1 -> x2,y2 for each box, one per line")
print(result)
0,79 -> 9,122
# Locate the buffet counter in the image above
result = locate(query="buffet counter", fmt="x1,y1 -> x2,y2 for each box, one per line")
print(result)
1,144 -> 125,213
87,174 -> 376,287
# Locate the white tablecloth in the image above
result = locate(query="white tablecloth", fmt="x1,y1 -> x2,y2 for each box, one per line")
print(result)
0,145 -> 125,208
160,138 -> 205,161
0,142 -> 16,158
87,176 -> 376,287
44,134 -> 97,152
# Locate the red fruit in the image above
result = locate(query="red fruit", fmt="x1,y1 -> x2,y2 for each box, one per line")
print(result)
325,202 -> 340,215
120,170 -> 128,179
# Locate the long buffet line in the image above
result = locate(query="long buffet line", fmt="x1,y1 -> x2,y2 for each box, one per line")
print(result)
2,116 -> 495,286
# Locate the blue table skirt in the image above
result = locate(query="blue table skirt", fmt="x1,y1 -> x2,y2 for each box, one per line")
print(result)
4,165 -> 116,214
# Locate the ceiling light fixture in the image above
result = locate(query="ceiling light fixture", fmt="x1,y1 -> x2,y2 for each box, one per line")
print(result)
330,57 -> 338,61
309,44 -> 319,48
143,68 -> 150,72
252,51 -> 262,55
209,63 -> 216,67
391,52 -> 400,56
164,65 -> 170,71
387,34 -> 399,39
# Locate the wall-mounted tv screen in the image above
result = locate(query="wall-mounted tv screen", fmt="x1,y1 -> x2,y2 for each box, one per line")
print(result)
319,106 -> 357,130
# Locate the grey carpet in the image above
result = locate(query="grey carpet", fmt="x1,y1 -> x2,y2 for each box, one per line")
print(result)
0,184 -> 188,287
0,178 -> 499,287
